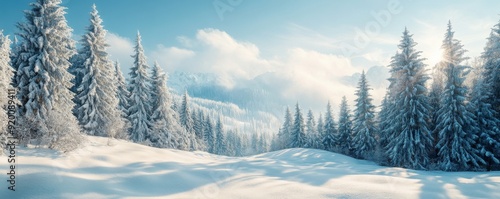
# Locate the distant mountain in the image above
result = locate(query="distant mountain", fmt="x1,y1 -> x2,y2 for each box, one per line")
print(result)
340,66 -> 390,88
168,71 -> 284,117
167,71 -> 281,134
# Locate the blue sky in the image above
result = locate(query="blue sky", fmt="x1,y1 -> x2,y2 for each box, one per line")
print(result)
1,0 -> 500,112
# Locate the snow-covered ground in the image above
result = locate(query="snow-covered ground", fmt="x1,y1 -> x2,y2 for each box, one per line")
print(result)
1,136 -> 499,199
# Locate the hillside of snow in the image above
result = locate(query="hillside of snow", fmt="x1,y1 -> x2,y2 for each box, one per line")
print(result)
1,136 -> 499,199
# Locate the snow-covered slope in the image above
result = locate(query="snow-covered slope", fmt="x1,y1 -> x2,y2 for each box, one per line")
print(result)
1,136 -> 499,199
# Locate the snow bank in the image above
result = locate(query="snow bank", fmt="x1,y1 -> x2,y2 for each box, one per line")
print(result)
1,136 -> 498,199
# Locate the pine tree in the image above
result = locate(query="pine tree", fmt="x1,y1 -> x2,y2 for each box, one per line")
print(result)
114,61 -> 130,139
428,74 -> 443,159
290,103 -> 306,148
277,107 -> 293,150
260,134 -> 269,153
251,133 -> 259,153
177,94 -> 197,151
322,102 -> 337,151
351,71 -> 378,159
180,91 -> 195,133
191,110 -> 205,150
384,28 -> 433,169
481,18 -> 500,118
435,22 -> 483,171
73,5 -> 124,138
225,130 -> 237,156
469,78 -> 500,171
127,32 -> 153,143
149,62 -> 187,149
479,18 -> 500,169
306,109 -> 321,149
204,116 -> 215,153
377,95 -> 390,153
337,96 -> 353,155
316,113 -> 325,150
194,109 -> 206,151
215,117 -> 227,155
12,0 -> 82,151
0,31 -> 12,154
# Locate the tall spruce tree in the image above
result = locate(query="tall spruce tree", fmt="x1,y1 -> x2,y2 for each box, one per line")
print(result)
384,28 -> 433,169
149,62 -> 187,149
180,91 -> 195,133
468,77 -> 500,170
12,0 -> 82,151
290,103 -> 306,148
277,107 -> 293,149
428,74 -> 444,159
351,71 -> 378,159
0,31 -> 12,154
316,113 -> 325,150
114,61 -> 131,138
194,109 -> 206,150
306,109 -> 321,149
322,102 -> 337,151
436,22 -> 483,171
178,92 -> 197,151
196,110 -> 204,149
481,18 -> 500,118
127,32 -> 153,143
377,95 -> 391,155
73,5 -> 124,138
215,117 -> 227,155
204,116 -> 215,153
479,18 -> 500,169
337,96 -> 353,155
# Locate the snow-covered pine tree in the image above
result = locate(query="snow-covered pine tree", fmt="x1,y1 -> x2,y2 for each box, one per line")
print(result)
191,109 -> 205,150
149,62 -> 187,149
127,32 -> 153,143
251,132 -> 259,153
316,113 -> 325,150
376,95 -> 392,161
290,103 -> 306,148
214,117 -> 227,155
180,91 -> 195,134
12,0 -> 82,151
113,61 -> 130,139
322,102 -> 337,151
337,96 -> 353,155
194,109 -> 206,151
0,31 -> 12,154
235,131 -> 244,156
204,116 -> 215,153
225,130 -> 237,156
259,133 -> 269,153
468,77 -> 500,171
277,107 -> 293,150
428,71 -> 444,159
479,18 -> 500,169
69,49 -> 84,96
306,109 -> 321,149
73,5 -> 125,138
481,18 -> 500,118
384,28 -> 433,169
351,71 -> 378,160
435,22 -> 483,171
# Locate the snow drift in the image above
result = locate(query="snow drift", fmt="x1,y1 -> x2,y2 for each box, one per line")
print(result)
1,136 -> 499,199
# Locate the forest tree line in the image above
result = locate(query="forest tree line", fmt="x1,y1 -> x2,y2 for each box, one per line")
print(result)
272,23 -> 500,172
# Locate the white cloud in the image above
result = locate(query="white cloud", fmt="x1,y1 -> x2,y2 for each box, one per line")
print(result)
106,32 -> 134,74
150,45 -> 195,72
152,28 -> 274,89
176,36 -> 194,48
149,29 -> 388,113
